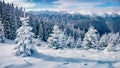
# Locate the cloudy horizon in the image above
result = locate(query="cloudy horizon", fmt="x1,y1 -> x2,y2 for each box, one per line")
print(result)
2,0 -> 120,13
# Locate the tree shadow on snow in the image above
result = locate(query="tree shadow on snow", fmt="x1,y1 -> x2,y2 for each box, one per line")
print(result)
31,52 -> 119,65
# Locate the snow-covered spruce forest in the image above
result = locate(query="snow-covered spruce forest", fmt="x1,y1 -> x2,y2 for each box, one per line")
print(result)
0,1 -> 120,68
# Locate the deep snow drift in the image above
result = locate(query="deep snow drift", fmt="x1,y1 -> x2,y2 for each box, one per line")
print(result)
0,40 -> 120,68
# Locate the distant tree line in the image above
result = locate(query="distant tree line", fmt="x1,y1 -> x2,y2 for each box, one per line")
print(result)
47,25 -> 120,52
28,11 -> 120,41
0,1 -> 24,40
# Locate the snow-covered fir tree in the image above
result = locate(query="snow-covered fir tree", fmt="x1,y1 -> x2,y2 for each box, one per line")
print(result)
47,25 -> 67,49
99,33 -> 109,50
14,13 -> 37,56
0,18 -> 5,43
114,33 -> 120,49
104,32 -> 120,52
82,26 -> 100,50
38,23 -> 44,40
66,36 -> 75,48
59,30 -> 67,48
76,37 -> 82,48
112,33 -> 120,51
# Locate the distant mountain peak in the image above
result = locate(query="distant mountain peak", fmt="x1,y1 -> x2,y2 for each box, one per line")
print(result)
28,10 -> 120,17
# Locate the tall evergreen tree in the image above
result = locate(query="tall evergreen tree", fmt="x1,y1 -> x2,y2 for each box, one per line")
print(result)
104,32 -> 120,52
47,25 -> 66,49
82,26 -> 100,50
15,13 -> 37,56
76,37 -> 82,48
99,33 -> 109,50
59,30 -> 67,48
0,18 -> 5,43
66,36 -> 75,48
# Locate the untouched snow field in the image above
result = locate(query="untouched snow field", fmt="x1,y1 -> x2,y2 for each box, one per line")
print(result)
0,40 -> 120,68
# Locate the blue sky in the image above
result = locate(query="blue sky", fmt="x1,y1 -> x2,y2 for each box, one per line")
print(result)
4,0 -> 120,13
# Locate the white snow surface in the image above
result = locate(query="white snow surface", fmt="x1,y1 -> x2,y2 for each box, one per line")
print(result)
0,40 -> 120,68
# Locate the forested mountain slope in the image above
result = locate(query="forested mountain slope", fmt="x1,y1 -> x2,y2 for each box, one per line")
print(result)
0,1 -> 120,41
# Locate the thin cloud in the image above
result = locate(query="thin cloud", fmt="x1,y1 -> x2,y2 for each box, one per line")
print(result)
3,0 -> 120,13
51,0 -> 120,13
4,0 -> 36,8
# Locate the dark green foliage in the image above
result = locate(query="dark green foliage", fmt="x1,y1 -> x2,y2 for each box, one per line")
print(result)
0,1 -> 23,40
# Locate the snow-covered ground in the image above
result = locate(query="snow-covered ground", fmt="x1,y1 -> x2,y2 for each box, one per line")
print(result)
0,40 -> 120,68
